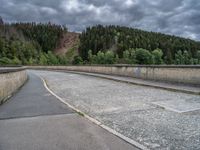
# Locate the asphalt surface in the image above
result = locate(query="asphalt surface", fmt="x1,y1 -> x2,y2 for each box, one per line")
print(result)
0,72 -> 138,150
0,73 -> 74,119
34,70 -> 200,150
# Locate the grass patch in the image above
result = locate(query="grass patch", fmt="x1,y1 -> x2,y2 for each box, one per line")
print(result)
77,111 -> 84,117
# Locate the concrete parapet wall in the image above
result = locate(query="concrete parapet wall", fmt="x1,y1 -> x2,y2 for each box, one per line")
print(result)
29,65 -> 200,86
0,68 -> 27,104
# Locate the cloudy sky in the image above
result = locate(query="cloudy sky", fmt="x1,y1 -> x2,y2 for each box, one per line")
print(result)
0,0 -> 200,40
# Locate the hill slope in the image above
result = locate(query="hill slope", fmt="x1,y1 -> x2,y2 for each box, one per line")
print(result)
54,32 -> 79,59
1,20 -> 200,65
0,22 -> 71,65
79,25 -> 200,64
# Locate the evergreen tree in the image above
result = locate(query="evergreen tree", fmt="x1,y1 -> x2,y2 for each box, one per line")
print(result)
79,25 -> 200,64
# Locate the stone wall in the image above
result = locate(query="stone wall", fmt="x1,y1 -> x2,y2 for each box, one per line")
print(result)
0,68 -> 27,104
29,65 -> 200,86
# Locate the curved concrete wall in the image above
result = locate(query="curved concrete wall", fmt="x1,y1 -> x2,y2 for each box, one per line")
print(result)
29,65 -> 200,86
0,68 -> 27,104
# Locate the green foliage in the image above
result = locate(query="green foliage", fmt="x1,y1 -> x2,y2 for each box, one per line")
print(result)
122,48 -> 164,65
123,50 -> 130,63
183,50 -> 191,65
57,55 -> 69,65
0,57 -> 13,65
0,35 -> 41,65
1,20 -> 200,65
0,21 -> 68,65
46,51 -> 59,65
104,51 -> 116,64
122,48 -> 136,64
65,47 -> 78,62
197,50 -> 200,64
13,22 -> 67,52
87,50 -> 117,64
135,48 -> 153,64
39,53 -> 48,65
152,49 -> 163,64
96,51 -> 105,64
79,25 -> 200,64
87,47 -> 198,65
27,58 -> 34,65
12,57 -> 22,65
72,56 -> 83,65
174,50 -> 194,65
88,50 -> 95,63
190,58 -> 198,65
175,50 -> 184,64
38,52 -> 69,65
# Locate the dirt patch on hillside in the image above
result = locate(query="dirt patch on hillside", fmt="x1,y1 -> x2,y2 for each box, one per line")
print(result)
54,32 -> 79,55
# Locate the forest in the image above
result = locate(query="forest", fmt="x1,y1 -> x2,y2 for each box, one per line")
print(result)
1,18 -> 200,65
79,25 -> 200,64
0,19 -> 69,65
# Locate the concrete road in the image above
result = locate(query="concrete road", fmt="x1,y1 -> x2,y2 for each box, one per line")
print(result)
0,72 -> 138,150
33,70 -> 200,150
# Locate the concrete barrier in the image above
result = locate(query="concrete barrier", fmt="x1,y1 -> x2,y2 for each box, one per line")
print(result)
29,65 -> 200,86
0,67 -> 27,104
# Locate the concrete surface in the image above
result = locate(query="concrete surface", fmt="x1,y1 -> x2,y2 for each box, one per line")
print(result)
29,65 -> 200,85
0,73 -> 74,119
59,70 -> 200,95
0,68 -> 27,104
0,72 -> 138,150
152,99 -> 200,113
34,70 -> 200,150
0,67 -> 25,73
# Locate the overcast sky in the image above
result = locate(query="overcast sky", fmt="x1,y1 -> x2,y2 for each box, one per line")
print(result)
0,0 -> 200,41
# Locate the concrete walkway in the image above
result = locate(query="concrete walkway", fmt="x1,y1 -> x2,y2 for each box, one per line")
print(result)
0,72 -> 138,150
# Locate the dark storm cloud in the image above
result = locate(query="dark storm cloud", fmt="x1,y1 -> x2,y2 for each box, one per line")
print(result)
0,0 -> 199,40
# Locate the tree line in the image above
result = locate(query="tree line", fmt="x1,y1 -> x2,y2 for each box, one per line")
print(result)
73,48 -> 200,65
79,25 -> 200,64
0,21 -> 68,65
13,22 -> 67,52
1,20 -> 200,65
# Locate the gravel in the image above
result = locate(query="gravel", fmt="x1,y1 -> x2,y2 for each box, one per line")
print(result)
33,70 -> 200,150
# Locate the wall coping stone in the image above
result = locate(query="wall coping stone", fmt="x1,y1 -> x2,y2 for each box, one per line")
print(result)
0,67 -> 26,74
28,65 -> 200,68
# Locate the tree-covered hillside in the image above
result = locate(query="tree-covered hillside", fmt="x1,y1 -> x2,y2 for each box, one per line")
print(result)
79,25 -> 200,64
1,21 -> 200,65
13,22 -> 67,52
0,21 -> 69,65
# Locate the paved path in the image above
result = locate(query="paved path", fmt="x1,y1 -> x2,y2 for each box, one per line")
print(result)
34,70 -> 200,150
0,72 -> 138,150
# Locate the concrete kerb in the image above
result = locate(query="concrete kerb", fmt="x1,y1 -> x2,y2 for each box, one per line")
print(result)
39,75 -> 149,150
